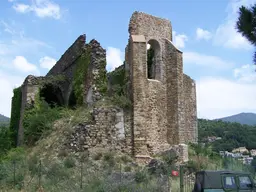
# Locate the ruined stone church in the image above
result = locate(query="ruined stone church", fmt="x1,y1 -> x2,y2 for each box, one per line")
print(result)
11,11 -> 197,160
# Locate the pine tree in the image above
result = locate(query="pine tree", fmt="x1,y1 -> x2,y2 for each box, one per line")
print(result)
236,4 -> 256,64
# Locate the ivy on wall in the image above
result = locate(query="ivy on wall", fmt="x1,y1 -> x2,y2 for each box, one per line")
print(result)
108,63 -> 126,95
73,48 -> 91,105
41,75 -> 66,87
107,62 -> 131,109
95,60 -> 108,95
22,92 -> 62,146
9,87 -> 22,147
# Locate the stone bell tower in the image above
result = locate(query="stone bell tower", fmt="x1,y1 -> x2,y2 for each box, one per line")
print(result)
125,11 -> 198,158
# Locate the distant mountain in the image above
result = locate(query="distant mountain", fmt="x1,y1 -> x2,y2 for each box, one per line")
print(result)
0,114 -> 10,126
215,112 -> 256,126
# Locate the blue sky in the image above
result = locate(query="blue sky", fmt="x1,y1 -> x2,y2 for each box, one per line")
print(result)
0,0 -> 256,119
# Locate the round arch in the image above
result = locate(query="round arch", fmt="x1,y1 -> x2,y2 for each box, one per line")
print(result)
147,39 -> 161,80
39,84 -> 64,107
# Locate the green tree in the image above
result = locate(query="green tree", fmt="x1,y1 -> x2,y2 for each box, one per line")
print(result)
198,118 -> 256,152
0,125 -> 12,158
236,4 -> 256,64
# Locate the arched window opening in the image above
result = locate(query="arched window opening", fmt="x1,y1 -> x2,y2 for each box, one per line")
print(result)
39,84 -> 64,108
147,39 -> 160,80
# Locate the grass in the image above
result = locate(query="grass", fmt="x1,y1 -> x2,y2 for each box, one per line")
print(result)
0,149 -> 172,192
2,142 -> 254,192
3,95 -> 255,191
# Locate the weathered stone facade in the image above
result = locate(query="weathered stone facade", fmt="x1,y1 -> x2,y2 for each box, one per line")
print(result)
15,35 -> 107,145
67,107 -> 133,155
12,11 -> 197,162
125,11 -> 197,158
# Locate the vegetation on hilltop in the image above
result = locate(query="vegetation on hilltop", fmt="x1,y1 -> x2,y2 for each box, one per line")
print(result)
215,112 -> 256,126
198,118 -> 256,152
0,114 -> 10,126
0,114 -> 9,122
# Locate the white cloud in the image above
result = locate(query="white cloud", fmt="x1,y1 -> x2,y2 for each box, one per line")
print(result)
39,56 -> 56,69
13,3 -> 30,13
212,0 -> 254,49
13,56 -> 38,73
196,28 -> 212,40
0,71 -> 23,117
197,76 -> 256,119
0,20 -> 16,35
12,0 -> 62,19
233,64 -> 256,83
173,31 -> 188,49
183,52 -> 234,69
106,47 -> 124,71
214,20 -> 252,49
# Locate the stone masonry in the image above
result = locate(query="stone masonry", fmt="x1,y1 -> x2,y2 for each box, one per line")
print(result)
125,12 -> 197,158
13,11 -> 197,161
16,35 -> 107,146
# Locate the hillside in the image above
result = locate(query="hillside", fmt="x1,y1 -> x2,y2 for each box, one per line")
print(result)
0,114 -> 9,125
198,118 -> 256,152
215,112 -> 256,126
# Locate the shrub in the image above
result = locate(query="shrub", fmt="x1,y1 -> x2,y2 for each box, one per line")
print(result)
3,147 -> 25,162
27,155 -> 39,175
46,162 -> 69,182
64,156 -> 76,168
120,155 -> 132,164
0,125 -> 12,158
135,169 -> 149,183
23,98 -> 63,145
93,152 -> 103,160
162,150 -> 178,165
124,166 -> 131,172
103,152 -> 115,167
58,149 -> 69,157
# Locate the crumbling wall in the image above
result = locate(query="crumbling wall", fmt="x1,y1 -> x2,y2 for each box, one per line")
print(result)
165,40 -> 186,145
15,35 -> 107,145
17,76 -> 42,145
183,74 -> 198,143
129,11 -> 172,41
67,107 -> 132,155
126,11 -> 197,159
45,35 -> 107,106
47,35 -> 86,77
127,35 -> 170,157
47,35 -> 86,104
127,12 -> 182,158
13,11 -> 197,161
82,40 -> 107,105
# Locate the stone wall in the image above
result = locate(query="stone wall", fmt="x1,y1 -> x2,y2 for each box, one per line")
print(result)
17,75 -> 42,145
165,39 -> 185,145
13,11 -> 197,164
183,74 -> 198,143
127,12 -> 174,157
47,35 -> 86,77
15,35 -> 107,145
129,11 -> 172,41
128,35 -> 170,157
67,107 -> 133,155
126,11 -> 197,158
83,40 -> 107,104
47,35 -> 86,105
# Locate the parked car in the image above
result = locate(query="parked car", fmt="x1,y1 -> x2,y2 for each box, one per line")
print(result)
192,170 -> 256,192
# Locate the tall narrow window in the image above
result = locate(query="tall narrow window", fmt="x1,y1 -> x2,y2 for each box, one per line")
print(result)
147,39 -> 160,80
